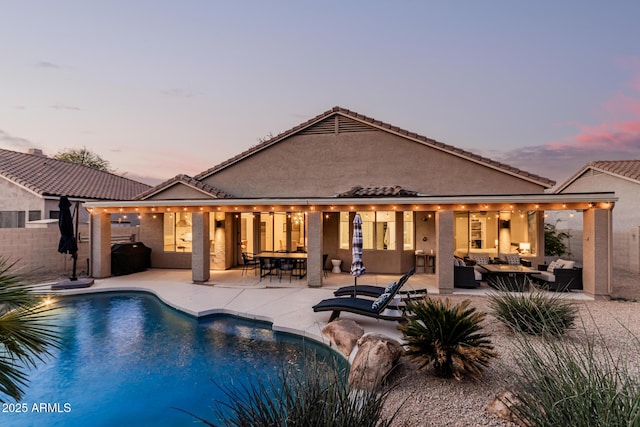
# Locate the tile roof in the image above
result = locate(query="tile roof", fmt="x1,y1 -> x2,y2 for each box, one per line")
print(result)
336,185 -> 419,198
135,174 -> 232,200
193,106 -> 555,188
0,148 -> 150,200
556,160 -> 640,192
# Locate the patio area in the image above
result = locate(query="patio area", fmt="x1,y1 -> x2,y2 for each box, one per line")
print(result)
47,268 -> 593,354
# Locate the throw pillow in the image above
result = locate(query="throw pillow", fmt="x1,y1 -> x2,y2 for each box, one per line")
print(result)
384,282 -> 397,293
371,293 -> 391,310
547,260 -> 559,273
505,254 -> 521,265
470,254 -> 491,265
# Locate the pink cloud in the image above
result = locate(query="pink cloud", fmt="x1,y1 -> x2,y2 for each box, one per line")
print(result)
603,92 -> 640,116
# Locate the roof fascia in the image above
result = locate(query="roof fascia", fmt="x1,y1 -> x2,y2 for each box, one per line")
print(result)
85,192 -> 618,209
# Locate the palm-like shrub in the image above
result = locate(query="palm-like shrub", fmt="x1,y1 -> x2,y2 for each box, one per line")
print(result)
0,258 -> 61,402
399,297 -> 496,380
489,284 -> 577,336
183,361 -> 399,427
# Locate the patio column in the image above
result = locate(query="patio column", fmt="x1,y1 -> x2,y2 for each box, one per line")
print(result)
583,207 -> 612,298
192,211 -> 210,283
436,210 -> 454,294
90,212 -> 111,278
306,211 -> 322,287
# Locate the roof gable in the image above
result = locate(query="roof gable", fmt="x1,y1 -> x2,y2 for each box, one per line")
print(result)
194,106 -> 555,188
555,160 -> 640,193
0,148 -> 150,200
136,174 -> 232,201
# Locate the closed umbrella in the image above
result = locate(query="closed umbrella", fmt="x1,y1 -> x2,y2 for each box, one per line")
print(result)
58,196 -> 78,280
350,213 -> 366,296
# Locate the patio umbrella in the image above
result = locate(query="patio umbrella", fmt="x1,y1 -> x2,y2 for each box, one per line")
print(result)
350,213 -> 366,296
58,195 -> 79,280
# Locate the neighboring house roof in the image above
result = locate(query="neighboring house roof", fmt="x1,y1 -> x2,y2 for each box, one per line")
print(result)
555,160 -> 640,193
337,185 -> 419,198
0,148 -> 150,200
193,106 -> 555,188
136,174 -> 232,200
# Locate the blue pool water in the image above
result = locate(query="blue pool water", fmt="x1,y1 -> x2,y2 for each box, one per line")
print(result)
3,293 -> 345,427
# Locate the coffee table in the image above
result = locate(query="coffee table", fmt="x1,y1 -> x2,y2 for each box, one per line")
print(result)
480,264 -> 540,291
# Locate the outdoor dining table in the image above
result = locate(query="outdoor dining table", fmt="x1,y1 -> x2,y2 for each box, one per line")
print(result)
255,251 -> 308,279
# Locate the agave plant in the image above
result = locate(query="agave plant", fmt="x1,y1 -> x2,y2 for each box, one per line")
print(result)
488,282 -> 577,336
399,297 -> 496,381
0,258 -> 61,402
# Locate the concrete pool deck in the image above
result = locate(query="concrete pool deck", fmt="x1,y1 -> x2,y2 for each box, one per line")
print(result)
46,269 -> 593,349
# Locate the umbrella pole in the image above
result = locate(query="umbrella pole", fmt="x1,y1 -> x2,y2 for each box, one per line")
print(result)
353,277 -> 357,297
70,201 -> 80,281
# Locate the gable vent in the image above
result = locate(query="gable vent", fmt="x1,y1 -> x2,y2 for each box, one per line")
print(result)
337,115 -> 374,133
299,116 -> 336,135
299,115 -> 376,135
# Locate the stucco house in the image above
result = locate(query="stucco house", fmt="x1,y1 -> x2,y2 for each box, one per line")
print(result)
0,147 -> 150,227
556,160 -> 640,275
85,107 -> 616,298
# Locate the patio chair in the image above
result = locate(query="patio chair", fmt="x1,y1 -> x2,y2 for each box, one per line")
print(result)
241,252 -> 259,276
312,269 -> 415,322
278,258 -> 295,282
322,254 -> 330,278
259,257 -> 278,282
332,268 -> 419,298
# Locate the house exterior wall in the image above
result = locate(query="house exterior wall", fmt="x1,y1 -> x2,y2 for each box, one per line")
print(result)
140,214 -> 191,269
0,178 -> 45,226
146,185 -> 211,200
201,130 -> 547,197
559,171 -> 639,273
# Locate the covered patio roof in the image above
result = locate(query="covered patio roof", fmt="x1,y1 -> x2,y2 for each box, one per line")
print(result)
84,191 -> 616,213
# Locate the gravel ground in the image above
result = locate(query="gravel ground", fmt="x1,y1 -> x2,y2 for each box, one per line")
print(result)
382,272 -> 640,426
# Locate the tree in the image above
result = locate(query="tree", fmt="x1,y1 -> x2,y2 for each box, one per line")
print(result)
0,258 -> 61,402
544,221 -> 571,257
54,147 -> 111,171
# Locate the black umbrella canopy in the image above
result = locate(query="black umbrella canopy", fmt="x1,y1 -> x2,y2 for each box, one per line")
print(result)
58,196 -> 78,255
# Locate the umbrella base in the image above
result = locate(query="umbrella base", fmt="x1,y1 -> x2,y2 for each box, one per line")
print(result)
52,278 -> 95,290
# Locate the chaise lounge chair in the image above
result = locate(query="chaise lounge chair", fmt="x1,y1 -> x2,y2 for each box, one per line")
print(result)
313,269 -> 416,322
332,268 -> 421,298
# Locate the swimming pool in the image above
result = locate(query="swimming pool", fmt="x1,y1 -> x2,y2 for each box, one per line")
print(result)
3,293 -> 345,427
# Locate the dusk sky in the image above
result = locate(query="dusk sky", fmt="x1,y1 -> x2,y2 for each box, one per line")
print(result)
2,1 -> 640,186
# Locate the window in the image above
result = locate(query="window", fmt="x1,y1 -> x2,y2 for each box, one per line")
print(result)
28,210 -> 42,221
240,213 -> 255,254
0,211 -> 25,228
375,211 -> 395,250
339,212 -> 350,249
453,210 -> 538,257
403,211 -> 414,250
338,211 -> 397,251
163,212 -> 192,252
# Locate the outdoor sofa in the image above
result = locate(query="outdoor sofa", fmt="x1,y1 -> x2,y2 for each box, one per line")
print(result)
531,258 -> 583,291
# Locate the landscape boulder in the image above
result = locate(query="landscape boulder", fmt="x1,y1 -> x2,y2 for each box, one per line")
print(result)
348,333 -> 404,390
486,391 -> 526,426
321,319 -> 364,357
